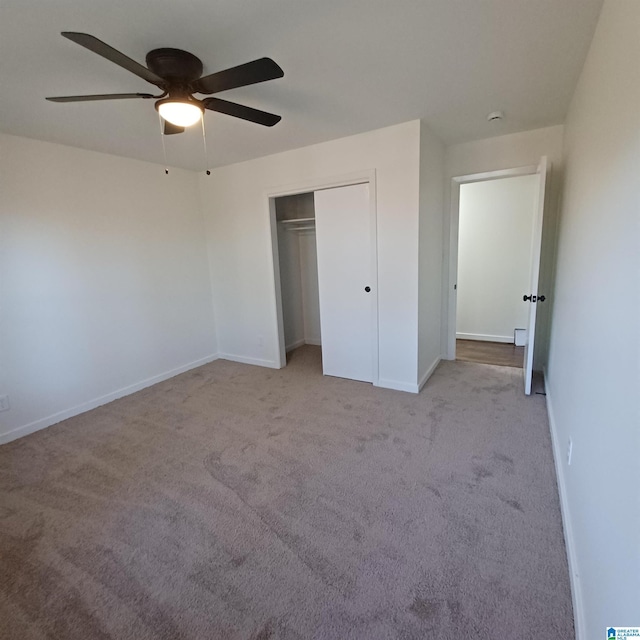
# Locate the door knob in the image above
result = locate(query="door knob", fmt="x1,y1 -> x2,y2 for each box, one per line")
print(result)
523,294 -> 532,302
364,286 -> 371,293
538,295 -> 546,302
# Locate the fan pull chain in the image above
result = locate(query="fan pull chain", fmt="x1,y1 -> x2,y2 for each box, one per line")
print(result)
158,113 -> 169,175
201,117 -> 211,175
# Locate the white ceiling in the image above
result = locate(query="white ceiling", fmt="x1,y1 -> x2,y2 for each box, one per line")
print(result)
0,0 -> 603,171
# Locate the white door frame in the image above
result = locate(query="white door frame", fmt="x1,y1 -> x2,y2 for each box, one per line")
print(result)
445,164 -> 539,361
266,169 -> 379,385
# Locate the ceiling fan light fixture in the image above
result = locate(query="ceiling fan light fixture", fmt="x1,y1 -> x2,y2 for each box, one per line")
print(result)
48,34 -> 284,134
156,98 -> 203,127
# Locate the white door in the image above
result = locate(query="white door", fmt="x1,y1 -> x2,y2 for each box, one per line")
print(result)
314,183 -> 375,383
523,157 -> 548,395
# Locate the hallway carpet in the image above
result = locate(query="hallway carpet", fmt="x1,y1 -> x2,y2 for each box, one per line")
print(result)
0,346 -> 572,639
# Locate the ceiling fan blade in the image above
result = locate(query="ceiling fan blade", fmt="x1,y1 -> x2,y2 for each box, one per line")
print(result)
46,92 -> 155,103
203,97 -> 281,126
195,58 -> 283,95
61,32 -> 164,86
163,121 -> 185,135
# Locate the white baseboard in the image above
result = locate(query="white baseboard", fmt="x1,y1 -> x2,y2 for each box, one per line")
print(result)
218,353 -> 280,369
0,353 -> 220,446
456,332 -> 514,343
376,378 -> 419,394
378,357 -> 442,394
544,369 -> 584,639
285,339 -> 306,352
286,338 -> 321,352
418,356 -> 442,392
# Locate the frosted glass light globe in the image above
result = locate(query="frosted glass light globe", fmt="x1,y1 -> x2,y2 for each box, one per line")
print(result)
158,101 -> 203,127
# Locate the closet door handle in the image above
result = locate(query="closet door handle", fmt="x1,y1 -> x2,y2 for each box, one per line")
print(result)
364,286 -> 371,293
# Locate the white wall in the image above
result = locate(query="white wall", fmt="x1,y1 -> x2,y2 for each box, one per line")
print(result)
199,121 -> 422,392
545,1 -> 640,637
444,125 -> 564,367
456,175 -> 538,342
418,122 -> 445,387
0,134 -> 217,443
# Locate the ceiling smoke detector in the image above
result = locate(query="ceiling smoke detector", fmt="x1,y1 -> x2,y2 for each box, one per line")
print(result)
487,110 -> 505,122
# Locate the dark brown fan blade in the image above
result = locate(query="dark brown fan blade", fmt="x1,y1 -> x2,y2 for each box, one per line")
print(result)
163,121 -> 185,135
61,32 -> 164,86
195,58 -> 283,95
46,93 -> 155,103
203,97 -> 281,126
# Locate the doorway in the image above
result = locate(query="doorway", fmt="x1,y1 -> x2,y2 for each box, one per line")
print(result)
447,159 -> 548,394
268,175 -> 379,385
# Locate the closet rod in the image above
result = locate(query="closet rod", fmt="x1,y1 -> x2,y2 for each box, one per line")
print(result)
279,217 -> 315,225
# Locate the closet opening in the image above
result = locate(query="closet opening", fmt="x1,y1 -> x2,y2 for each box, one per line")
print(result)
274,192 -> 322,366
268,174 -> 379,385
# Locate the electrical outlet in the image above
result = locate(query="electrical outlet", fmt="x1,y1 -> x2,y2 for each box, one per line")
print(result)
0,395 -> 9,412
567,438 -> 573,466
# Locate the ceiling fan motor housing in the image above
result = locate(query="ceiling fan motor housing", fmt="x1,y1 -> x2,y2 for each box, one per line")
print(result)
145,48 -> 204,85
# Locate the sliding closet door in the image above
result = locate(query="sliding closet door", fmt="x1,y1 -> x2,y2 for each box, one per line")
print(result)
315,183 -> 374,383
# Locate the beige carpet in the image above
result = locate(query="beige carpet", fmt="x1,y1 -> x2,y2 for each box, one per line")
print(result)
0,346 -> 573,639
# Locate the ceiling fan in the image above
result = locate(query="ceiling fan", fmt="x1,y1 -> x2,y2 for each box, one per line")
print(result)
46,32 -> 284,135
